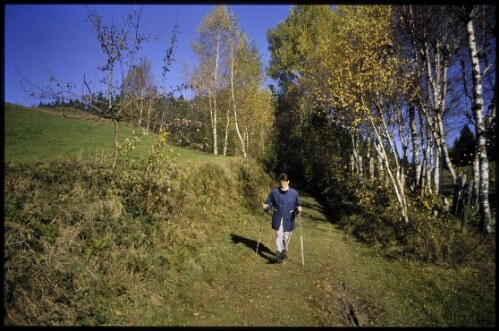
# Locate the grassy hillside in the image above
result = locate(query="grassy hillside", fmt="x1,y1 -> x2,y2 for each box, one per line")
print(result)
4,158 -> 495,326
4,103 -> 230,167
3,103 -> 495,326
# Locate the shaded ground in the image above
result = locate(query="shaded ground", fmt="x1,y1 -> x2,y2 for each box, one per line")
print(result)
182,193 -> 379,326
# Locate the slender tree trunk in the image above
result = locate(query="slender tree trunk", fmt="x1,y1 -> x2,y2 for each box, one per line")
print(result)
420,157 -> 428,195
376,148 -> 384,180
212,34 -> 220,155
419,105 -> 444,195
466,15 -> 492,233
112,118 -> 119,169
424,126 -> 434,195
397,110 -> 409,179
370,116 -> 409,223
223,106 -> 230,156
433,134 -> 442,195
138,96 -> 144,127
349,130 -> 362,176
409,105 -> 422,193
232,102 -> 246,158
208,93 -> 214,134
367,136 -> 374,181
227,36 -> 247,158
419,111 -> 430,195
349,154 -> 355,175
436,59 -> 457,184
421,40 -> 457,188
108,69 -> 120,170
472,151 -> 480,210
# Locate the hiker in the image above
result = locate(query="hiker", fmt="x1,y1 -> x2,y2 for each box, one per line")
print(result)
262,173 -> 302,263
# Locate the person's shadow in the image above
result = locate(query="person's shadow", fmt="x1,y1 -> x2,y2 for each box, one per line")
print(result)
230,233 -> 275,263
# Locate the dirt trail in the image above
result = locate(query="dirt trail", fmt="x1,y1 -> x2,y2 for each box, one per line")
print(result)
194,193 -> 378,326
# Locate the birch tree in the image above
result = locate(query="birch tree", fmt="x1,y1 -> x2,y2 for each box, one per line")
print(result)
319,5 -> 413,222
122,57 -> 156,129
453,5 -> 495,233
396,5 -> 463,195
228,28 -> 247,158
191,6 -> 273,158
192,6 -> 232,155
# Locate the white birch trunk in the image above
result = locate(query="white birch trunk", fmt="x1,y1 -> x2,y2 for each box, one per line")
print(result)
409,106 -> 422,192
208,93 -> 214,133
422,41 -> 457,188
369,115 -> 409,223
432,141 -> 441,195
466,15 -> 492,233
229,39 -> 246,158
424,126 -> 434,195
473,151 -> 480,210
108,69 -> 119,169
376,149 -> 384,180
419,111 -> 430,194
366,136 -> 374,181
223,106 -> 230,156
212,34 -> 220,155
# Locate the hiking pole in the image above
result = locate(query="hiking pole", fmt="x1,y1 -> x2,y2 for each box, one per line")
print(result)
284,210 -> 294,253
299,211 -> 305,268
285,231 -> 292,251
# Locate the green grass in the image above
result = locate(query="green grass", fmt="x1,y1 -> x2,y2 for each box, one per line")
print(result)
3,102 -> 495,326
101,192 -> 496,326
4,103 -> 232,167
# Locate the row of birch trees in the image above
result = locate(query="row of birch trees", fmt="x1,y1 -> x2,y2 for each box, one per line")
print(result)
28,6 -> 275,161
267,5 -> 495,233
189,5 -> 275,159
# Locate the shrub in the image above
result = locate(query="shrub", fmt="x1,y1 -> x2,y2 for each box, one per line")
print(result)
317,174 -> 495,267
4,148 -> 272,325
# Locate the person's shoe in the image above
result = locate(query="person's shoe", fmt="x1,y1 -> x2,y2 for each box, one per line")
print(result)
271,251 -> 283,264
282,249 -> 287,260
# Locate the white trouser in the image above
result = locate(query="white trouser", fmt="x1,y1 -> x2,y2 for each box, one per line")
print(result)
276,217 -> 291,253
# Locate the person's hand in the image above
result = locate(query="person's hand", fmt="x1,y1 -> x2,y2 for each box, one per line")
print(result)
262,203 -> 269,211
296,206 -> 302,214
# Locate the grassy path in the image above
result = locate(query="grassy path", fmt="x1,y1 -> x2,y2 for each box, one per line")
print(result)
216,193 -> 355,326
147,193 -> 377,326
5,104 -> 494,327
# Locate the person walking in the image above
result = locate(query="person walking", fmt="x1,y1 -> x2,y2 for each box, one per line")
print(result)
262,173 -> 302,264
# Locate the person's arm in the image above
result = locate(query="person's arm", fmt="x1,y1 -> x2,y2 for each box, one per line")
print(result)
295,192 -> 302,214
262,191 -> 274,211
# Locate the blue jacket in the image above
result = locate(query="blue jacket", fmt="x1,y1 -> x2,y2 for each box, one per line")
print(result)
265,187 -> 301,232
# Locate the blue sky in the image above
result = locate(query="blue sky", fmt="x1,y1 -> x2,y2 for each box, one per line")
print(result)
4,4 -> 292,106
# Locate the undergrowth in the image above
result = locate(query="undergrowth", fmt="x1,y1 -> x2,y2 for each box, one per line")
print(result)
3,139 -> 273,325
318,176 -> 495,268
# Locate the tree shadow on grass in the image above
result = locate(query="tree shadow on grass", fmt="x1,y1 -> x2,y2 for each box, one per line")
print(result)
230,233 -> 275,263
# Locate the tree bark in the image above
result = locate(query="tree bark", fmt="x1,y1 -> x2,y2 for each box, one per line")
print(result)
212,33 -> 220,155
369,114 -> 409,223
112,118 -> 119,169
227,34 -> 247,158
223,105 -> 230,156
466,13 -> 492,233
408,105 -> 422,193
